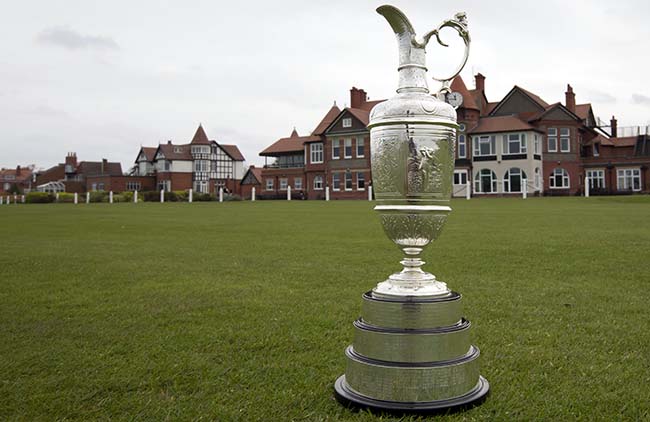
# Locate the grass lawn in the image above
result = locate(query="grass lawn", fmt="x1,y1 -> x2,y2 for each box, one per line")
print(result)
1,196 -> 649,421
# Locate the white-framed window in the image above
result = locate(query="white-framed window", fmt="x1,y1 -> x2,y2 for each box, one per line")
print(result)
195,180 -> 209,193
503,133 -> 527,155
332,173 -> 341,191
332,139 -> 340,159
474,169 -> 497,193
356,138 -> 365,158
547,128 -> 557,152
503,167 -> 528,193
98,183 -> 105,191
174,146 -> 183,153
91,183 -> 97,191
534,168 -> 541,190
549,168 -> 570,189
279,178 -> 288,191
560,128 -> 570,152
586,169 -> 605,190
357,172 -> 365,190
593,143 -> 600,157
345,172 -> 352,190
164,160 -> 171,171
126,182 -> 141,191
473,135 -> 495,156
313,175 -> 323,190
617,168 -> 641,191
344,139 -> 352,158
266,178 -> 274,191
453,170 -> 468,185
310,143 -> 323,163
194,160 -> 209,172
459,123 -> 466,132
342,118 -> 352,128
294,177 -> 303,190
534,134 -> 541,155
157,180 -> 169,192
458,135 -> 466,158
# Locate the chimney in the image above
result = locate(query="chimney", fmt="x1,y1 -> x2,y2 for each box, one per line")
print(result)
16,165 -> 21,176
475,73 -> 485,92
65,152 -> 77,168
167,140 -> 172,145
565,84 -> 576,113
350,87 -> 367,109
610,116 -> 617,138
102,158 -> 108,174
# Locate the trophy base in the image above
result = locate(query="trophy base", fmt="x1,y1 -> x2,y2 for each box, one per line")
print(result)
334,375 -> 489,414
335,291 -> 489,414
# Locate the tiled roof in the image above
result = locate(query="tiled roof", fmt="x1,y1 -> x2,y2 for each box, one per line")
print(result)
601,136 -> 637,147
242,166 -> 262,184
516,86 -> 549,108
575,103 -> 592,121
77,161 -> 123,176
312,104 -> 341,135
190,125 -> 211,145
485,102 -> 499,115
0,167 -> 33,182
140,147 -> 157,162
347,107 -> 372,126
157,143 -> 192,160
220,144 -> 245,161
260,130 -> 318,156
451,76 -> 479,111
469,115 -> 538,135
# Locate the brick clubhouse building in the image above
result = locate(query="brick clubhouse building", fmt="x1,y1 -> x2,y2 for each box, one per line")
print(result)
34,125 -> 247,195
258,77 -> 650,199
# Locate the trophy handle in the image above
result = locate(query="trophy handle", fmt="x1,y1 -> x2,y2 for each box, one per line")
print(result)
414,13 -> 471,87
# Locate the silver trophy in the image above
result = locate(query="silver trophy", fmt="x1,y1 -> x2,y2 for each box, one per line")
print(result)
334,5 -> 489,412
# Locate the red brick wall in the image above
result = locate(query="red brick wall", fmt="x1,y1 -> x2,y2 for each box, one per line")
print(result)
86,176 -> 156,192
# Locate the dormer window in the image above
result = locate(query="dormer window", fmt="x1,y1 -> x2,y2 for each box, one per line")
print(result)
342,118 -> 352,128
174,147 -> 182,153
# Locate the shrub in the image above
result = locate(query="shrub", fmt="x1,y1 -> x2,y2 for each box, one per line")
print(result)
89,191 -> 107,203
174,190 -> 189,201
57,192 -> 76,203
193,192 -> 213,202
142,191 -> 160,202
164,191 -> 179,202
25,192 -> 55,203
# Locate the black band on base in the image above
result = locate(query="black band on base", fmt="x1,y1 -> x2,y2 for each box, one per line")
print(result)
333,375 -> 489,415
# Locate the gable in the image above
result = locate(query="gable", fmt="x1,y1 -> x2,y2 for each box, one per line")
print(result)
491,89 -> 546,116
241,170 -> 261,185
543,107 -> 578,121
137,151 -> 147,162
154,150 -> 165,160
325,110 -> 367,134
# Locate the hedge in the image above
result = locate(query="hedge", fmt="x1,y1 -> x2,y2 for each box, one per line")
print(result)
25,192 -> 55,203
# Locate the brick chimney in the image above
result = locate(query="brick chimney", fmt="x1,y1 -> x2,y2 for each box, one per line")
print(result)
350,87 -> 367,109
65,152 -> 77,168
475,73 -> 485,92
610,116 -> 617,138
102,158 -> 108,174
16,165 -> 21,176
565,84 -> 576,113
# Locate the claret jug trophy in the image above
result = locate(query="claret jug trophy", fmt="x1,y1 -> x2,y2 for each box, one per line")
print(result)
334,5 -> 489,412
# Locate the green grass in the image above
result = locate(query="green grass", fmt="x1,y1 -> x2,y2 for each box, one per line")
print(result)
1,197 -> 649,421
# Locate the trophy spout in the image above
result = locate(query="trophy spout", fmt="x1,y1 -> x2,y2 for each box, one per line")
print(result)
376,5 -> 429,94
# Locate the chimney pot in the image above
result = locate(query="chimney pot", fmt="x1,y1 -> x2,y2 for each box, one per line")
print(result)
610,116 -> 618,138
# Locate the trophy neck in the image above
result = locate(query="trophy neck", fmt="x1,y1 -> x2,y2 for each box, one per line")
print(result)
397,63 -> 429,94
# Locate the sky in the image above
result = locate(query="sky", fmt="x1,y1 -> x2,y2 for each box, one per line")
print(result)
2,0 -> 650,171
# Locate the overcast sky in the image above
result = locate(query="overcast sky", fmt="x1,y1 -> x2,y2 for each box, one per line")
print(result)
2,0 -> 650,171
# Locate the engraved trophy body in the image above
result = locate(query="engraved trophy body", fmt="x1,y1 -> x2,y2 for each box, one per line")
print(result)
334,5 -> 489,412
